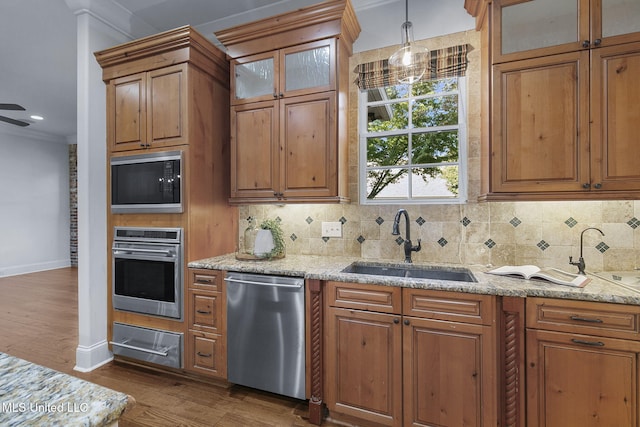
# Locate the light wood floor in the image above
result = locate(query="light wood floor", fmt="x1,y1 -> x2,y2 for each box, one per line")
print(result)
0,267 -> 337,427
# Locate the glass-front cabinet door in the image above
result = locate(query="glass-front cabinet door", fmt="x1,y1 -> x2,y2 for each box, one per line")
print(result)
231,51 -> 277,105
231,39 -> 335,105
280,39 -> 335,97
493,0 -> 640,63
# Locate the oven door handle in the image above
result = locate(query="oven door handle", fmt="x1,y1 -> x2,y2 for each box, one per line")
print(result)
112,247 -> 175,257
109,340 -> 170,357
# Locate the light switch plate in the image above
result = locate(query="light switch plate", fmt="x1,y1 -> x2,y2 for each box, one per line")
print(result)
321,221 -> 342,238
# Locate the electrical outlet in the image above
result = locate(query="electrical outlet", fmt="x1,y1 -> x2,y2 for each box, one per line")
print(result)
321,221 -> 342,238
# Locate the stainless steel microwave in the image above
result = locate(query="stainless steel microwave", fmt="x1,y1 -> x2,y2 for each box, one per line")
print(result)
111,151 -> 182,213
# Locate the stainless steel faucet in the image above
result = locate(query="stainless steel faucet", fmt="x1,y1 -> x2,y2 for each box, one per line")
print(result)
569,227 -> 605,275
392,209 -> 421,263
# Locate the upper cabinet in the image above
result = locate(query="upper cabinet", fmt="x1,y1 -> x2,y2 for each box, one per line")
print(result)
95,26 -> 230,154
108,64 -> 187,151
216,0 -> 360,204
232,39 -> 336,105
494,0 -> 640,63
467,0 -> 640,200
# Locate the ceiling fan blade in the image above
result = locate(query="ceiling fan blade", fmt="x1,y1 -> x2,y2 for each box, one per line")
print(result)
0,103 -> 26,111
0,115 -> 30,127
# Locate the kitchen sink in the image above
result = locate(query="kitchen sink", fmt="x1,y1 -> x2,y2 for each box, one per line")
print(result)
341,262 -> 477,283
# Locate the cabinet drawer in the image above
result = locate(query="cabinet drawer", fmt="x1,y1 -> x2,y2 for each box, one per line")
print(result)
403,288 -> 496,326
186,331 -> 226,379
189,269 -> 222,292
526,297 -> 640,339
326,281 -> 401,314
191,294 -> 222,332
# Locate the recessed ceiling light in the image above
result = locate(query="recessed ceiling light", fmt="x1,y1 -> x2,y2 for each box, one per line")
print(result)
30,115 -> 44,121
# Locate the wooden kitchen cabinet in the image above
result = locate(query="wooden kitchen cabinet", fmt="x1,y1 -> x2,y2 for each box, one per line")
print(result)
231,91 -> 336,201
108,64 -> 186,152
526,297 -> 640,426
470,0 -> 640,199
324,282 -> 498,427
492,0 -> 640,64
325,282 -> 403,426
216,1 -> 359,204
185,269 -> 226,379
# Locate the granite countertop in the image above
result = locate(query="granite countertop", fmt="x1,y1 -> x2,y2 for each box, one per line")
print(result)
189,253 -> 640,306
0,353 -> 133,427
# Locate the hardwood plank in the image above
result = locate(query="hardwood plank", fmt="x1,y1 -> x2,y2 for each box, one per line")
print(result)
0,268 -> 337,426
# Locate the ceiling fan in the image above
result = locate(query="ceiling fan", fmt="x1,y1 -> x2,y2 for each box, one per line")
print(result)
0,104 -> 30,127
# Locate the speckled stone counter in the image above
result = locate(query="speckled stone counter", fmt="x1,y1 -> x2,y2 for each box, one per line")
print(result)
0,353 -> 133,426
189,253 -> 640,306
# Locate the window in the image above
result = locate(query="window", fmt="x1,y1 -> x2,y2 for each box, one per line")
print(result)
359,77 -> 467,204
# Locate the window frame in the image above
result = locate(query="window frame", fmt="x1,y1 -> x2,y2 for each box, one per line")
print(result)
358,77 -> 468,205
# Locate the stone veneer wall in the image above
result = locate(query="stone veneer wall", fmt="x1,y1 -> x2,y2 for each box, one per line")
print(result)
69,144 -> 78,266
238,30 -> 640,272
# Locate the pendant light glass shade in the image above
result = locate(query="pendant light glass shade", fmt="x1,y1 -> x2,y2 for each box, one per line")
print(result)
388,1 -> 428,84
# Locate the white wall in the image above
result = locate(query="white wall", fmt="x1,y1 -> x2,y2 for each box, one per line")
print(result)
0,128 -> 70,277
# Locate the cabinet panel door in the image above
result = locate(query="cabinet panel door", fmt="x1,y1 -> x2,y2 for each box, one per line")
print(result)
403,317 -> 495,427
231,101 -> 279,199
110,73 -> 146,151
148,64 -> 186,147
280,92 -> 336,199
325,307 -> 402,427
590,42 -> 640,191
527,329 -> 640,427
492,52 -> 590,193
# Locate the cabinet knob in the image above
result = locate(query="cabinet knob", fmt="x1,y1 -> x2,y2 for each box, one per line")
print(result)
393,318 -> 400,324
279,93 -> 284,98
273,93 -> 278,98
403,319 -> 410,326
582,183 -> 590,189
582,40 -> 590,48
593,38 -> 602,46
594,183 -> 602,189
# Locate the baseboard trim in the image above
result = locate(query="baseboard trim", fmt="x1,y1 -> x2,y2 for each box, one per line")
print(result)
0,260 -> 72,278
74,340 -> 113,372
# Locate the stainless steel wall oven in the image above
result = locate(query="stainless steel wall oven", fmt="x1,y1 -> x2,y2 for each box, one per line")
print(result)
112,227 -> 183,320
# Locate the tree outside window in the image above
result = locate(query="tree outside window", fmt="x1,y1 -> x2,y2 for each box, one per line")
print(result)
359,77 -> 467,204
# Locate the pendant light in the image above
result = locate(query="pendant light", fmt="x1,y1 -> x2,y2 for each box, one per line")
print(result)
388,0 -> 429,84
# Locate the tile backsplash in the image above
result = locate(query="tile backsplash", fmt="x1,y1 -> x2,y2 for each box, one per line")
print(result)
238,201 -> 640,271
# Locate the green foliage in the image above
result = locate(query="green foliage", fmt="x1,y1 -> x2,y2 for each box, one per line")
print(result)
365,79 -> 460,199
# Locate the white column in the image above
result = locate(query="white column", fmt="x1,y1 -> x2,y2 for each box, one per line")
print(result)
65,0 -> 155,372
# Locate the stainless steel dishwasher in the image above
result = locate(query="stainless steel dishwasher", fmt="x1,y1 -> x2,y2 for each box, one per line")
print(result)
225,272 -> 306,400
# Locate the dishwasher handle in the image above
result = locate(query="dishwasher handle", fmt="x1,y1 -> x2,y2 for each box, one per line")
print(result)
224,276 -> 304,289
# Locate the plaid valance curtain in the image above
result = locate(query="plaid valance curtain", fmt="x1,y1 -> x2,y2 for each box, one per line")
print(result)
354,44 -> 470,90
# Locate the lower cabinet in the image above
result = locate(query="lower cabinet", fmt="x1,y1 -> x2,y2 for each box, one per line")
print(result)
526,297 -> 640,426
185,269 -> 226,379
324,281 -> 498,427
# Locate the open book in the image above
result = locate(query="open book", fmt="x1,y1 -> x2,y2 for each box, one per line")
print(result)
487,265 -> 591,288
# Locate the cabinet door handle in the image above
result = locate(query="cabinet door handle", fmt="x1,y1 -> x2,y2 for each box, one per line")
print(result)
582,183 -> 590,189
197,352 -> 212,358
571,338 -> 605,347
594,183 -> 602,189
403,319 -> 410,326
593,38 -> 602,46
582,40 -> 591,48
279,92 -> 284,98
196,309 -> 212,315
393,318 -> 400,324
570,315 -> 603,323
273,92 -> 278,98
